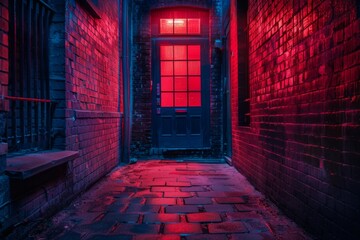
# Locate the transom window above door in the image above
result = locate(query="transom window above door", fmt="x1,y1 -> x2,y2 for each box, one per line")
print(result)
160,18 -> 201,34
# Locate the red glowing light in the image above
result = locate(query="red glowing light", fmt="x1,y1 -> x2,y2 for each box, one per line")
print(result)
160,18 -> 201,35
188,19 -> 200,34
175,77 -> 187,91
160,45 -> 201,108
188,61 -> 200,75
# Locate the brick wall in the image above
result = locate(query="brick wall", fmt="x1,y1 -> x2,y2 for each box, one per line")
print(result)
1,1 -> 122,238
65,0 -> 122,193
130,0 -> 223,158
231,0 -> 360,239
0,0 -> 9,231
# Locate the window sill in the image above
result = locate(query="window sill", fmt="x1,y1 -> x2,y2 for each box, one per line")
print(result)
5,150 -> 78,180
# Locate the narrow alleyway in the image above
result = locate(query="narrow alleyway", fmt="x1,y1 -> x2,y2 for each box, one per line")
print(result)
31,160 -> 313,240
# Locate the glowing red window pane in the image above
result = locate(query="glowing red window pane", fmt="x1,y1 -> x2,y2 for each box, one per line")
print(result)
189,92 -> 201,107
188,45 -> 200,60
160,19 -> 173,34
175,92 -> 187,107
174,45 -> 187,60
174,61 -> 187,75
160,46 -> 173,60
161,92 -> 173,107
188,61 -> 200,75
161,61 -> 173,76
161,77 -> 173,91
174,19 -> 187,34
188,19 -> 200,34
174,77 -> 187,91
189,76 -> 201,91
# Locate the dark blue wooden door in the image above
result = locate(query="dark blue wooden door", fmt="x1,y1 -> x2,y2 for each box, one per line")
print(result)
152,39 -> 209,148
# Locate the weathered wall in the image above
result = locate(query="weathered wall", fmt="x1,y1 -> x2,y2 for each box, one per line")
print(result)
231,0 -> 360,239
65,0 -> 122,192
0,0 -> 10,231
0,0 -> 122,238
130,0 -> 224,158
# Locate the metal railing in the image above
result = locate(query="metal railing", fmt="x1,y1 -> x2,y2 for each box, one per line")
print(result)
7,0 -> 54,152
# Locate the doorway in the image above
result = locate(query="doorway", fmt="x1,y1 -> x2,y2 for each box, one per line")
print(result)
152,39 -> 210,148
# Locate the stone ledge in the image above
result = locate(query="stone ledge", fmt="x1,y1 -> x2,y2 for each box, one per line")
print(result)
5,150 -> 78,180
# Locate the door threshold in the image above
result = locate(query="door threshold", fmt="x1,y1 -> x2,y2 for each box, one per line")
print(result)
224,156 -> 232,165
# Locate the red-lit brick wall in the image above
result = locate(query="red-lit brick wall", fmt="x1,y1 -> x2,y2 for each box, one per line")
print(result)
131,0 -> 223,158
0,1 -> 122,237
231,0 -> 360,239
0,0 -> 10,232
0,0 -> 9,125
65,0 -> 122,192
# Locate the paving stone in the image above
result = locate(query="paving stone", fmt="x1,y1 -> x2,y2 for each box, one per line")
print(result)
133,235 -> 181,240
180,186 -> 207,192
164,192 -> 194,198
33,161 -> 313,240
185,234 -> 228,240
226,212 -> 262,221
57,231 -> 82,240
133,190 -> 163,198
244,219 -> 270,233
186,212 -> 222,223
211,186 -> 245,191
163,223 -> 203,234
86,234 -> 132,240
146,198 -> 177,205
113,192 -> 134,198
230,233 -> 275,240
166,181 -> 192,187
208,222 -> 248,234
141,180 -> 166,187
126,204 -> 161,213
102,213 -> 140,223
112,224 -> 160,235
81,220 -> 118,233
165,205 -> 199,213
143,213 -> 180,223
235,204 -> 261,212
204,204 -> 235,212
184,197 -> 213,205
197,191 -> 246,198
152,187 -> 178,192
214,197 -> 246,204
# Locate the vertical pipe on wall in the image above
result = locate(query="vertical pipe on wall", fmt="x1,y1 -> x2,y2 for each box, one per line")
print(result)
122,0 -> 131,163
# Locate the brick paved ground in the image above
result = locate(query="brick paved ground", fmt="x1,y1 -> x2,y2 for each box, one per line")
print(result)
31,160 -> 313,240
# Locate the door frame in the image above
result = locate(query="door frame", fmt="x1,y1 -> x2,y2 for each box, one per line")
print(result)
222,10 -> 232,159
151,37 -> 210,149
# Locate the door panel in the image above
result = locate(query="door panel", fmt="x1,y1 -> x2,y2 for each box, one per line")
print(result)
152,39 -> 209,148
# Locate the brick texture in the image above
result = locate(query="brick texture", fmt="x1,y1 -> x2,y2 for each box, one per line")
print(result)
231,0 -> 360,239
0,0 -> 9,116
65,0 -> 122,193
1,0 -> 123,238
130,0 -> 223,158
0,0 -> 9,233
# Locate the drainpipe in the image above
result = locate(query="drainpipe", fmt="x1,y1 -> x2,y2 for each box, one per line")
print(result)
122,0 -> 131,163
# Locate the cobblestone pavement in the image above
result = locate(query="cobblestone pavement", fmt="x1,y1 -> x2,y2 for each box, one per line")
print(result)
32,160 -> 314,240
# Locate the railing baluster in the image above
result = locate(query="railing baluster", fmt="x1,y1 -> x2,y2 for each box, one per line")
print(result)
26,0 -> 33,148
19,0 -> 25,148
34,1 -> 39,146
7,0 -> 54,153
